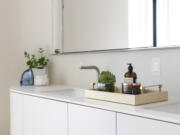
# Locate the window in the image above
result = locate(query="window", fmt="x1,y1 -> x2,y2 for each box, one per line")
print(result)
157,0 -> 180,47
128,0 -> 153,48
129,0 -> 180,48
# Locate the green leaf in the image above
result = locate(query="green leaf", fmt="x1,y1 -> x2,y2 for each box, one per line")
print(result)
24,51 -> 27,56
24,48 -> 49,69
38,48 -> 44,53
54,49 -> 60,55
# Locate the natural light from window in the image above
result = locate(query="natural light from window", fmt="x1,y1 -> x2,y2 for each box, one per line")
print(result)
128,0 -> 153,48
157,0 -> 180,47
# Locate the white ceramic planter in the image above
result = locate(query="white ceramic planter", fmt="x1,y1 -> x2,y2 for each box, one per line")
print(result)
33,68 -> 49,86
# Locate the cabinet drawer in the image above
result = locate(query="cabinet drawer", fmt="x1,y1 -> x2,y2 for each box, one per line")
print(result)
69,104 -> 116,135
117,113 -> 180,135
23,95 -> 68,135
10,93 -> 23,135
10,92 -> 68,135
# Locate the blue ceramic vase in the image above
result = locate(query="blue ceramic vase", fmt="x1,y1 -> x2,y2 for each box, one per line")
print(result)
20,69 -> 34,86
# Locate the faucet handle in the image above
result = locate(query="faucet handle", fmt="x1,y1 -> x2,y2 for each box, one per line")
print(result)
91,82 -> 96,90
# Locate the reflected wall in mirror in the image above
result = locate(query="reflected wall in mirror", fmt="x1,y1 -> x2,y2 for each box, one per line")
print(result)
63,0 -> 153,52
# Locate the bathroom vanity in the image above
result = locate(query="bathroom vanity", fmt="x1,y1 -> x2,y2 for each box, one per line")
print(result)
10,86 -> 180,135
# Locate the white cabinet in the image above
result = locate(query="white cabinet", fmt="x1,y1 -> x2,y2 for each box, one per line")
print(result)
68,104 -> 116,135
23,95 -> 68,135
10,93 -> 68,135
117,113 -> 180,135
11,91 -> 180,135
10,93 -> 23,135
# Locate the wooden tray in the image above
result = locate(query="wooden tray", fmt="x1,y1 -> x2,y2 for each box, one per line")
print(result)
85,89 -> 168,106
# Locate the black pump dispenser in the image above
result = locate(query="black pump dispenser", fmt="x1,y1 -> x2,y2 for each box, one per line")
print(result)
124,63 -> 137,83
128,63 -> 133,73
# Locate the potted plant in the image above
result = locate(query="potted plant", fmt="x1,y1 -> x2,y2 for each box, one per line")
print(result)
24,48 -> 49,86
98,71 -> 116,92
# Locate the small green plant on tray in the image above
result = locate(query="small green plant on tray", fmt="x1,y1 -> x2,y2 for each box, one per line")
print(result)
98,71 -> 116,84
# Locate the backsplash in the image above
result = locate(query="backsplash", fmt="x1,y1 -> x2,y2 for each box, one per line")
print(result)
49,48 -> 180,97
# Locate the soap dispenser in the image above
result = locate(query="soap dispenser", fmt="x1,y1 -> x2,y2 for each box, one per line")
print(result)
124,63 -> 137,83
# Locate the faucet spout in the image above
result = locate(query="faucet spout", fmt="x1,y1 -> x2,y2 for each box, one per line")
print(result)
80,66 -> 100,80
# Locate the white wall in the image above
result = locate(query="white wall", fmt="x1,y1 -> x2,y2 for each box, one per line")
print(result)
0,0 -> 52,134
1,0 -> 180,135
0,0 -> 24,134
49,48 -> 180,97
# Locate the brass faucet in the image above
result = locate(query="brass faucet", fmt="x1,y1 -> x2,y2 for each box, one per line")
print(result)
80,66 -> 100,84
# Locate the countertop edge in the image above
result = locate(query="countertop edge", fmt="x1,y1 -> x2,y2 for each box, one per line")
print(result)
10,87 -> 180,125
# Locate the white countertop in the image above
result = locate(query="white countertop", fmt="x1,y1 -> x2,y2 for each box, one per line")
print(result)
10,85 -> 180,125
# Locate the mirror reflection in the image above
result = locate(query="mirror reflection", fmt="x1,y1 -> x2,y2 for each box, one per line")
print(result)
62,0 -> 180,53
157,0 -> 180,47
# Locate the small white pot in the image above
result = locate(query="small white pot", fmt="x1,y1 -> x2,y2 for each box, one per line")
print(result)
32,68 -> 49,86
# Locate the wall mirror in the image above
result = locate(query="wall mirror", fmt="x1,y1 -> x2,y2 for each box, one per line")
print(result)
52,0 -> 180,53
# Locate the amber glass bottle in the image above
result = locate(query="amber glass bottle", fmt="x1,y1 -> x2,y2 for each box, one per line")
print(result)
124,64 -> 137,83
